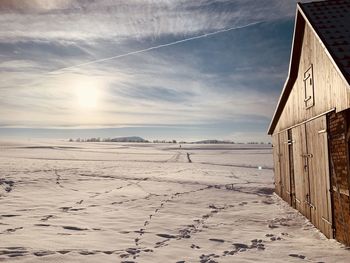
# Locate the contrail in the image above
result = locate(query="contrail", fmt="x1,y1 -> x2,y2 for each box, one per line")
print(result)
49,21 -> 263,74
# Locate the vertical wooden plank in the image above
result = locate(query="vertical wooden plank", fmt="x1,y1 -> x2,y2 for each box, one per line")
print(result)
278,133 -> 285,198
272,134 -> 281,197
305,119 -> 319,231
288,129 -> 296,208
323,116 -> 333,238
292,124 -> 310,218
280,131 -> 292,205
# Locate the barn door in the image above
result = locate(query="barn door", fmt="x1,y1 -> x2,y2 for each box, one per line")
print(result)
272,134 -> 282,196
292,124 -> 311,218
305,116 -> 333,238
279,131 -> 292,205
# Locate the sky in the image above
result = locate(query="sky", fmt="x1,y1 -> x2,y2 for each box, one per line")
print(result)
0,0 -> 307,142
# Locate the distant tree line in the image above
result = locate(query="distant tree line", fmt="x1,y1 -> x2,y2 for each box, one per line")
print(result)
247,141 -> 272,145
69,138 -> 150,143
152,140 -> 177,143
69,138 -> 102,142
68,138 -> 272,144
69,137 -> 176,143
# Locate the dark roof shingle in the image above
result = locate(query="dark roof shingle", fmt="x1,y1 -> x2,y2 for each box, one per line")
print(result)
301,0 -> 350,81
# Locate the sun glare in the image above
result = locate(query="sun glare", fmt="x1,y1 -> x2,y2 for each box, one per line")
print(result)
74,79 -> 100,110
77,86 -> 98,109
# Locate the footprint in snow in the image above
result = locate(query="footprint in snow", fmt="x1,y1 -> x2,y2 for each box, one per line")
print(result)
156,233 -> 177,239
289,254 -> 306,259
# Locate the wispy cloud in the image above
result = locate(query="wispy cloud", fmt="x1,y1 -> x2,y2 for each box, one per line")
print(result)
0,0 -> 299,141
49,21 -> 264,74
0,0 -> 298,41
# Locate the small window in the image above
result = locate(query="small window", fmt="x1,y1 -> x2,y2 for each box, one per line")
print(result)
303,64 -> 314,109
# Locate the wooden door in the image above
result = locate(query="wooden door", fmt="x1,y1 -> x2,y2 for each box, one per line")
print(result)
292,124 -> 311,218
272,134 -> 281,196
306,116 -> 333,238
279,131 -> 292,205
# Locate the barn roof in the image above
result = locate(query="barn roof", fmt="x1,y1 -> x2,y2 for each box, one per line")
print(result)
267,0 -> 350,135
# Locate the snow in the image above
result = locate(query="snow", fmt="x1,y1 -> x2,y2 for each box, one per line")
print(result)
0,140 -> 349,262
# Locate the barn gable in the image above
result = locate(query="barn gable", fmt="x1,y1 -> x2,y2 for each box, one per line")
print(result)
268,0 -> 350,135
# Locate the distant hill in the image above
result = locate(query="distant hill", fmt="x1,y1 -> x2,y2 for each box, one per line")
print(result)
110,136 -> 148,143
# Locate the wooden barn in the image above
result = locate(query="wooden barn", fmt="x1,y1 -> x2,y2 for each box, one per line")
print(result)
268,0 -> 350,245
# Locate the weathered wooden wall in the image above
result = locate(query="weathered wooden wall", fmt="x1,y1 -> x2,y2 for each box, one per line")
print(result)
274,23 -> 350,133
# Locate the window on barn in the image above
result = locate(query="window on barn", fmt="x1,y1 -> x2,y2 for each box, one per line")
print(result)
303,64 -> 314,109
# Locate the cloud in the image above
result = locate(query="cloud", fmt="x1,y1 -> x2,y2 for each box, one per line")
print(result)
49,21 -> 263,74
0,0 -> 299,141
0,0 -> 73,12
0,0 -> 299,42
114,85 -> 196,103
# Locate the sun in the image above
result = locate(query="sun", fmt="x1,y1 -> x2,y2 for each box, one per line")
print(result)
77,86 -> 98,109
74,79 -> 100,110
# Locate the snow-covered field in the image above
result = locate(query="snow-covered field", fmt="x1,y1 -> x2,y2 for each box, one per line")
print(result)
0,140 -> 349,262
